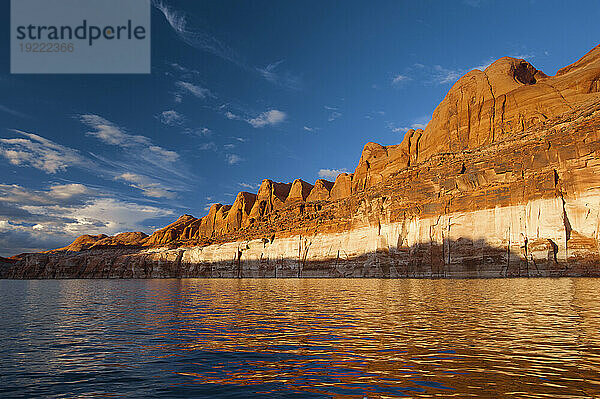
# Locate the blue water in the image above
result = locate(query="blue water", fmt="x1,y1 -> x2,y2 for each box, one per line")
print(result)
1,278 -> 599,398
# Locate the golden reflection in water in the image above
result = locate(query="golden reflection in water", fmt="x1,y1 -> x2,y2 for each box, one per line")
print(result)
123,278 -> 600,398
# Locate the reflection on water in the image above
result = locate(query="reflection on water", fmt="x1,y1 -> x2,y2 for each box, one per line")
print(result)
1,278 -> 599,398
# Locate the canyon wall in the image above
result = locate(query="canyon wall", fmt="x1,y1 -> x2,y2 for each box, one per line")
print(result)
3,45 -> 600,279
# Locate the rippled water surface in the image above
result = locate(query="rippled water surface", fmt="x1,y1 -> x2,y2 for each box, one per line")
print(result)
1,278 -> 600,398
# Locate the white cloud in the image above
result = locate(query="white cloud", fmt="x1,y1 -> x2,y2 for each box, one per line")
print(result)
0,105 -> 28,118
387,115 -> 429,133
175,81 -> 212,99
79,114 -> 191,196
0,130 -> 87,174
153,1 -> 243,67
392,74 -> 410,86
159,110 -> 185,126
81,114 -> 144,146
318,168 -> 347,180
183,127 -> 211,137
115,172 -> 176,199
328,111 -> 342,122
472,62 -> 491,72
225,111 -> 240,120
48,184 -> 91,199
432,65 -> 462,84
199,142 -> 218,151
203,203 -> 218,212
247,109 -> 287,128
170,62 -> 200,75
0,183 -> 174,256
225,154 -> 242,164
80,114 -> 180,165
257,60 -> 301,90
0,183 -> 91,207
238,182 -> 259,190
155,2 -> 300,89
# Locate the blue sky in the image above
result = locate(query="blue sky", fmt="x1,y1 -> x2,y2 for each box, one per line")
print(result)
0,0 -> 598,255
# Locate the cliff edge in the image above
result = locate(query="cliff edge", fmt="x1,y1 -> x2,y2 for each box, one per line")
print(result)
4,44 -> 600,278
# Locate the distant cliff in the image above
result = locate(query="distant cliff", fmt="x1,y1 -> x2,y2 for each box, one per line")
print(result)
3,44 -> 600,278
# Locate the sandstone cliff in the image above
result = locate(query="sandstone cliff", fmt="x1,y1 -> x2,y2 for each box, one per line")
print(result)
3,45 -> 600,279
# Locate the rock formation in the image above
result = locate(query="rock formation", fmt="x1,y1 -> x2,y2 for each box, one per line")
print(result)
306,179 -> 334,202
3,44 -> 600,278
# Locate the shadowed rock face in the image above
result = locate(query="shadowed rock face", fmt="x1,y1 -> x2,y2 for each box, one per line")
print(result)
247,179 -> 292,222
306,179 -> 334,202
4,238 -> 596,279
5,44 -> 600,279
287,179 -> 314,202
330,173 -> 353,200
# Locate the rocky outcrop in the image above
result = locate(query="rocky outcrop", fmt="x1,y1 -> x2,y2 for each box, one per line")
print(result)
330,173 -> 353,200
145,214 -> 196,246
247,179 -> 292,223
306,179 -> 334,202
225,192 -> 257,232
418,46 -> 600,161
287,179 -> 314,202
4,44 -> 600,279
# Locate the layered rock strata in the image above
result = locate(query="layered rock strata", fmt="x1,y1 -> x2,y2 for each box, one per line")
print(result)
3,45 -> 600,278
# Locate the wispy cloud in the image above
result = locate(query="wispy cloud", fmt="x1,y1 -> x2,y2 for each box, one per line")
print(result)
0,105 -> 29,119
0,130 -> 87,174
247,109 -> 287,128
115,172 -> 176,199
238,182 -> 259,190
80,114 -> 179,165
387,122 -> 426,133
203,203 -> 219,211
392,74 -> 410,86
169,62 -> 200,75
431,65 -> 463,84
225,154 -> 243,164
154,1 -> 301,89
183,127 -> 211,137
80,114 -> 193,197
257,59 -> 302,90
175,81 -> 212,99
158,110 -> 185,126
318,168 -> 347,180
387,116 -> 429,133
153,0 -> 242,67
0,183 -> 92,208
323,106 -> 342,122
407,52 -> 537,86
225,111 -> 240,120
328,112 -> 342,122
199,142 -> 218,151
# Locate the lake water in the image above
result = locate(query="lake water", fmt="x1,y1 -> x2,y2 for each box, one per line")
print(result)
1,278 -> 599,398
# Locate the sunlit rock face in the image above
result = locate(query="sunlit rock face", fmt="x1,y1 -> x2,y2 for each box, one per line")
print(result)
3,45 -> 600,279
